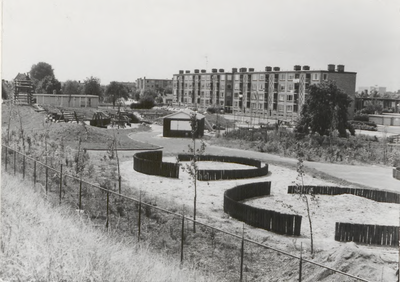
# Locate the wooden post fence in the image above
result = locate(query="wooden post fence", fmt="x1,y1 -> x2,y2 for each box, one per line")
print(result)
299,243 -> 303,282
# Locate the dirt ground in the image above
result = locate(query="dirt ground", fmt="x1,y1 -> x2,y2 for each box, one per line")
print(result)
2,103 -> 399,281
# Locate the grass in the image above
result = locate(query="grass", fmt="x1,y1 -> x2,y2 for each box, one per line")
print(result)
0,172 -> 216,282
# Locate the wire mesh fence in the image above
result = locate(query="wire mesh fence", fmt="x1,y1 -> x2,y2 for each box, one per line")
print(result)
1,145 -> 372,282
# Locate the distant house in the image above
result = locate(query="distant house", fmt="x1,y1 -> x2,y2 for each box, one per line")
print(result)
33,94 -> 99,108
163,110 -> 205,138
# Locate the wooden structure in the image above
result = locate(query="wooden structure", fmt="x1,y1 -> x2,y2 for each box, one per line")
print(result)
14,73 -> 34,105
163,110 -> 205,138
33,94 -> 99,108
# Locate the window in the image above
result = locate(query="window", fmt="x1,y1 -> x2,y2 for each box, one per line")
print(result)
323,74 -> 328,80
286,105 -> 293,112
234,74 -> 240,81
220,75 -> 225,81
278,94 -> 285,102
288,73 -> 295,80
220,92 -> 224,97
234,83 -> 240,90
252,74 -> 258,81
287,95 -> 293,101
206,75 -> 211,80
279,84 -> 286,92
252,84 -> 257,90
220,84 -> 225,90
227,75 -> 232,80
259,84 -> 264,90
280,73 -> 286,80
234,101 -> 238,107
278,105 -> 284,112
312,73 -> 320,80
259,74 -> 265,81
287,83 -> 294,91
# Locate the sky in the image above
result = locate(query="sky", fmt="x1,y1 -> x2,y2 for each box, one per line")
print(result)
2,0 -> 400,91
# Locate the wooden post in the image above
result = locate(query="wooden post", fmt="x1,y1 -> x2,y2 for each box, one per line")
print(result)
118,176 -> 121,194
138,191 -> 142,242
59,164 -> 63,205
13,150 -> 16,175
299,242 -> 303,282
240,224 -> 245,282
181,207 -> 185,263
106,191 -> 109,229
23,155 -> 26,179
79,178 -> 82,210
34,161 -> 37,185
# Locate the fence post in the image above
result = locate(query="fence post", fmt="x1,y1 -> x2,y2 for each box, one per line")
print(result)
240,224 -> 245,282
181,207 -> 185,263
23,155 -> 26,179
299,242 -> 303,282
13,150 -> 16,175
79,178 -> 82,210
5,147 -> 8,172
118,176 -> 121,194
34,161 -> 37,186
138,191 -> 142,242
45,167 -> 48,193
106,190 -> 110,229
59,164 -> 63,205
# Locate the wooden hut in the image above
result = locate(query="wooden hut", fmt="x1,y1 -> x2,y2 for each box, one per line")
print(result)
163,110 -> 205,138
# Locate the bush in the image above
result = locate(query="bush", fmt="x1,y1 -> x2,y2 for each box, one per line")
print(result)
353,113 -> 369,122
130,97 -> 155,109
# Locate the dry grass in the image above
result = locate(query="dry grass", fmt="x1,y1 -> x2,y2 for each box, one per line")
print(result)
0,172 -> 216,282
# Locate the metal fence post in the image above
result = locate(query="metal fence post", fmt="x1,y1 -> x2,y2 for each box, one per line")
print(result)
45,167 -> 48,193
59,164 -> 63,205
5,147 -> 8,172
138,191 -> 142,242
118,176 -> 121,194
13,150 -> 16,175
299,242 -> 303,282
240,224 -> 245,282
34,161 -> 37,185
181,208 -> 185,263
23,155 -> 26,179
79,178 -> 82,210
106,190 -> 109,229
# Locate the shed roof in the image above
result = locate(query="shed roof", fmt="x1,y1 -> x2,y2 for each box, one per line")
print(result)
163,109 -> 205,120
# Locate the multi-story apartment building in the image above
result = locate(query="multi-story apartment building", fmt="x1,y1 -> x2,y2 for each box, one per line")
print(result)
172,64 -> 357,120
136,77 -> 172,95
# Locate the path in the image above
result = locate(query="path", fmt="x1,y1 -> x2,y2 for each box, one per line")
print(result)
127,125 -> 400,192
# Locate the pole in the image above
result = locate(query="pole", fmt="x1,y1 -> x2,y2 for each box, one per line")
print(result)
59,164 -> 63,205
23,155 -> 26,179
299,242 -> 303,282
13,150 -> 16,175
240,224 -> 245,282
138,191 -> 142,242
79,178 -> 82,210
181,207 -> 185,263
106,190 -> 109,229
45,167 -> 48,193
34,161 -> 37,186
118,176 -> 121,194
5,147 -> 8,172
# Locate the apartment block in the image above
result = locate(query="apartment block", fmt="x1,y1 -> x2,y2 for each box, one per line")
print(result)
136,77 -> 172,95
172,64 -> 357,120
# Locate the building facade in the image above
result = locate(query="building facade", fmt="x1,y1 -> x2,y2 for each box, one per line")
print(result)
136,77 -> 172,95
172,64 -> 357,120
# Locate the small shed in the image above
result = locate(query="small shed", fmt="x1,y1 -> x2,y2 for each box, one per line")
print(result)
163,110 -> 205,138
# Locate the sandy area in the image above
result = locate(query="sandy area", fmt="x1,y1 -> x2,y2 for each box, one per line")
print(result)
120,158 -> 398,252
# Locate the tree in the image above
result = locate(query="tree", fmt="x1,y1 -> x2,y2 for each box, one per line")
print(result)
35,75 -> 61,94
62,80 -> 83,95
82,76 -> 102,96
294,159 -> 318,257
105,81 -> 129,107
2,80 -> 10,100
183,113 -> 206,233
30,62 -> 54,82
295,81 -> 353,138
